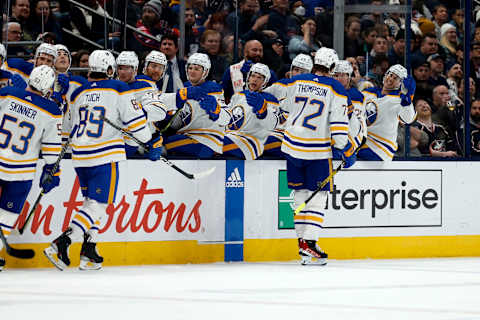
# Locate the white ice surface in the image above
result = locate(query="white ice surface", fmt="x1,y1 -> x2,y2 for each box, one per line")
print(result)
2,258 -> 480,320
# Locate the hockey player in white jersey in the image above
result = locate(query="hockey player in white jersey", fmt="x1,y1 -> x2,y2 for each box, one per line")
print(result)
136,50 -> 166,89
0,43 -> 13,89
0,65 -> 62,270
44,50 -> 163,271
261,54 -> 314,157
281,47 -> 356,265
223,63 -> 280,160
331,60 -> 367,151
358,64 -> 416,161
164,53 -> 230,158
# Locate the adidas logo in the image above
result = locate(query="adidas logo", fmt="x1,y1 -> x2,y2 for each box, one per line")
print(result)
225,167 -> 244,188
25,95 -> 32,101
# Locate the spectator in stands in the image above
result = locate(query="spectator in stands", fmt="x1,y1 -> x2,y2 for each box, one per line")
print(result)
439,23 -> 457,65
370,35 -> 388,59
458,77 -> 477,105
287,17 -> 320,60
427,53 -> 448,88
157,34 -> 187,93
131,0 -> 171,54
388,29 -> 405,66
447,62 -> 462,98
470,41 -> 480,95
358,27 -> 377,75
432,4 -> 449,40
199,29 -> 227,82
221,39 -> 277,102
204,12 -> 228,37
449,8 -> 465,43
226,0 -> 259,36
71,49 -> 89,77
412,33 -> 439,62
431,84 -> 458,138
413,98 -> 458,157
192,0 -> 209,25
9,0 -> 34,42
221,34 -> 241,66
176,7 -> 202,57
468,100 -> 480,156
396,122 -> 428,157
259,0 -> 291,43
344,16 -> 362,59
27,0 -> 63,43
365,54 -> 389,88
263,37 -> 288,78
2,22 -> 30,57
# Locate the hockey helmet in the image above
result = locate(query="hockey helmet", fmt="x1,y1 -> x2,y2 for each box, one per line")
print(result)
89,50 -> 116,78
28,65 -> 56,96
247,63 -> 271,89
143,50 -> 167,75
116,51 -> 139,71
314,47 -> 339,69
332,60 -> 353,76
35,43 -> 58,63
186,53 -> 211,81
0,43 -> 6,64
291,54 -> 313,73
383,64 -> 407,89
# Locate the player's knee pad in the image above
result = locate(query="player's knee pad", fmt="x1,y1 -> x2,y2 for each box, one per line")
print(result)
0,208 -> 19,235
293,189 -> 310,208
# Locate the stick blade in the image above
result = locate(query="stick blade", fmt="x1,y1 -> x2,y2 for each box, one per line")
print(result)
7,246 -> 35,259
193,166 -> 216,180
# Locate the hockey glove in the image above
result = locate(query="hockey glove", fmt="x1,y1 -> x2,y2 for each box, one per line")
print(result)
145,136 -> 164,161
341,141 -> 356,169
245,91 -> 267,119
199,95 -> 220,121
10,74 -> 27,90
40,164 -> 60,194
56,74 -> 70,96
400,93 -> 412,107
51,92 -> 65,106
177,86 -> 206,102
401,75 -> 416,96
240,60 -> 253,74
125,144 -> 139,157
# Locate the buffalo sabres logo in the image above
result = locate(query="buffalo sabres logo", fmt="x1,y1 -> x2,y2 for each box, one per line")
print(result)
227,105 -> 246,130
179,101 -> 193,126
365,99 -> 379,126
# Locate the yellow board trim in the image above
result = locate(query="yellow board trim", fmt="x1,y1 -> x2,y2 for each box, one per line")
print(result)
4,241 -> 224,268
108,162 -> 117,204
244,236 -> 480,261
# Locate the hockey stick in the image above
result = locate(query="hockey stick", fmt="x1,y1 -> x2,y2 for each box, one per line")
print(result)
100,114 -> 216,180
157,108 -> 182,134
0,226 -> 35,259
294,139 -> 366,215
18,125 -> 78,235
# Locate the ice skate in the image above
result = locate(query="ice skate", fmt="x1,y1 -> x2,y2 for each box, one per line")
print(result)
79,234 -> 103,271
0,257 -> 5,271
300,240 -> 328,266
43,228 -> 72,271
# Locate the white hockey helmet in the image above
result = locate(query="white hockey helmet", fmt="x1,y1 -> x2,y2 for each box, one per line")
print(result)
34,43 -> 58,63
247,63 -> 271,89
0,43 -> 6,64
314,47 -> 339,69
332,60 -> 353,76
28,65 -> 55,96
116,51 -> 139,71
143,50 -> 167,74
55,44 -> 71,70
186,53 -> 211,81
291,53 -> 313,73
88,50 -> 116,77
385,64 -> 408,81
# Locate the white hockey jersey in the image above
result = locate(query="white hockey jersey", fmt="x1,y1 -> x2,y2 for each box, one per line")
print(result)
224,91 -> 279,159
280,74 -> 351,160
61,74 -> 89,144
362,87 -> 416,160
347,87 -> 367,149
171,81 -> 230,153
0,86 -> 62,181
67,79 -> 152,167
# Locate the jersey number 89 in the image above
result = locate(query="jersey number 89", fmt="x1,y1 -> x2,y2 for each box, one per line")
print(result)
77,105 -> 105,138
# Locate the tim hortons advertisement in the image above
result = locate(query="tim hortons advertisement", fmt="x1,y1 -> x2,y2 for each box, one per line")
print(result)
278,169 -> 442,229
13,160 -> 226,243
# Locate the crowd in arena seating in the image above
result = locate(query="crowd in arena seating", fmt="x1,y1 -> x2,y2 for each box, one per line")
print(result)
2,0 -> 480,157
